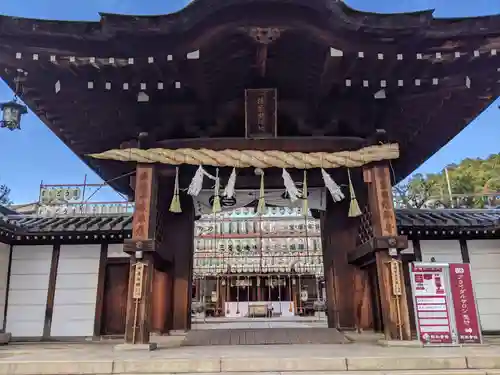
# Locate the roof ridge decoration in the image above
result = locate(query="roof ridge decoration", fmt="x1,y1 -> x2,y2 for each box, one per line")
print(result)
1,0 -> 500,39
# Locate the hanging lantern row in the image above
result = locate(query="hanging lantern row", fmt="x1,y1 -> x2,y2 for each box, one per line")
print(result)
328,46 -> 498,60
1,69 -> 28,131
14,50 -> 200,64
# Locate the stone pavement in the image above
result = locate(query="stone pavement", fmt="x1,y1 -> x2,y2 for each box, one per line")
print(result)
183,327 -> 347,346
2,341 -> 500,374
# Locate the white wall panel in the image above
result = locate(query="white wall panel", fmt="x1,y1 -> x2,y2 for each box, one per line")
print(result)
419,240 -> 463,263
50,244 -> 100,337
107,244 -> 129,258
0,242 -> 10,329
6,245 -> 53,337
468,239 -> 500,332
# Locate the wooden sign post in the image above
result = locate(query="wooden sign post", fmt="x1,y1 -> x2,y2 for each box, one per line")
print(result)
123,164 -> 157,348
365,162 -> 411,340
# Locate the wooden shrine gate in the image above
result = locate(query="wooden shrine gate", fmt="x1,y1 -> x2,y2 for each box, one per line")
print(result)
101,134 -> 411,347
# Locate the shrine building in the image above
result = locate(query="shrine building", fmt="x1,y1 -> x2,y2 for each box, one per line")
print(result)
1,0 -> 500,345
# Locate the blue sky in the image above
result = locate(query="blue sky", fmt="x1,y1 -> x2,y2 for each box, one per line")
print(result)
0,0 -> 499,203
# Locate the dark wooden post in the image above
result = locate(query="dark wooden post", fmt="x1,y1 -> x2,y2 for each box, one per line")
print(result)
320,196 -> 359,329
123,164 -> 157,348
364,162 -> 411,340
151,263 -> 170,334
169,192 -> 195,333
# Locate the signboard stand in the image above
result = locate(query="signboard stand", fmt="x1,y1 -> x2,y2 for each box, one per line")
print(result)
448,264 -> 482,344
410,262 -> 482,346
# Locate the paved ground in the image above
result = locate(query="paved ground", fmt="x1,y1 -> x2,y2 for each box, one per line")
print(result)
2,341 -> 500,374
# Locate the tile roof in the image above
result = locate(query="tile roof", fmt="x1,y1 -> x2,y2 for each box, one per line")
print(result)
2,214 -> 132,234
0,208 -> 499,236
396,208 -> 500,231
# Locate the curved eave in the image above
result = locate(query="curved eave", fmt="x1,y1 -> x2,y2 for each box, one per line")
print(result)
1,0 -> 500,40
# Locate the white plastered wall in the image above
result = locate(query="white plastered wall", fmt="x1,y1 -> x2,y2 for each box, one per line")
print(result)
467,239 -> 500,332
50,244 -> 101,337
6,245 -> 53,337
107,244 -> 129,258
419,240 -> 463,263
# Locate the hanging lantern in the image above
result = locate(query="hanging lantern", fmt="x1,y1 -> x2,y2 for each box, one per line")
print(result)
0,100 -> 27,131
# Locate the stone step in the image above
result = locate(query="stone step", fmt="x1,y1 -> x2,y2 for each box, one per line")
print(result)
1,355 -> 500,375
160,372 -> 500,375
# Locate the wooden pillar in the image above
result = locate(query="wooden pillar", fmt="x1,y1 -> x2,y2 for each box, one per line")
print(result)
320,196 -> 359,329
124,164 -> 157,345
364,162 -> 411,340
170,192 -> 195,332
151,262 -> 171,334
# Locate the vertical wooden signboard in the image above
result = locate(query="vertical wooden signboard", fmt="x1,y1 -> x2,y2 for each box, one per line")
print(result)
245,88 -> 277,139
365,163 -> 411,340
124,165 -> 157,346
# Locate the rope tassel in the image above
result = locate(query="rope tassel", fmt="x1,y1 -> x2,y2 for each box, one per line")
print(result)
321,168 -> 345,202
223,168 -> 237,198
347,169 -> 362,217
282,168 -> 300,202
257,169 -> 266,215
212,168 -> 222,213
169,167 -> 182,213
302,170 -> 308,216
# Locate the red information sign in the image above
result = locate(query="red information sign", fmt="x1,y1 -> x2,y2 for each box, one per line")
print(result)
449,264 -> 482,344
411,264 -> 453,345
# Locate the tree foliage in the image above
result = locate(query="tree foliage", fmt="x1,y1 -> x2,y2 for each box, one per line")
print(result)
394,153 -> 500,209
0,183 -> 11,206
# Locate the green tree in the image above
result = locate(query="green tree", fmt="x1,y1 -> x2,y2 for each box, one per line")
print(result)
394,153 -> 500,209
0,183 -> 11,205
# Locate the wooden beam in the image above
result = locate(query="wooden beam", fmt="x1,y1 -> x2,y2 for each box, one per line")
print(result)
124,164 -> 158,346
93,243 -> 108,337
348,236 -> 409,265
256,44 -> 268,77
43,244 -> 60,338
364,162 -> 411,341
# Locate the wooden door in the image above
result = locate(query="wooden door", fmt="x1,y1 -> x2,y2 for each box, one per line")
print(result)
101,262 -> 129,336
